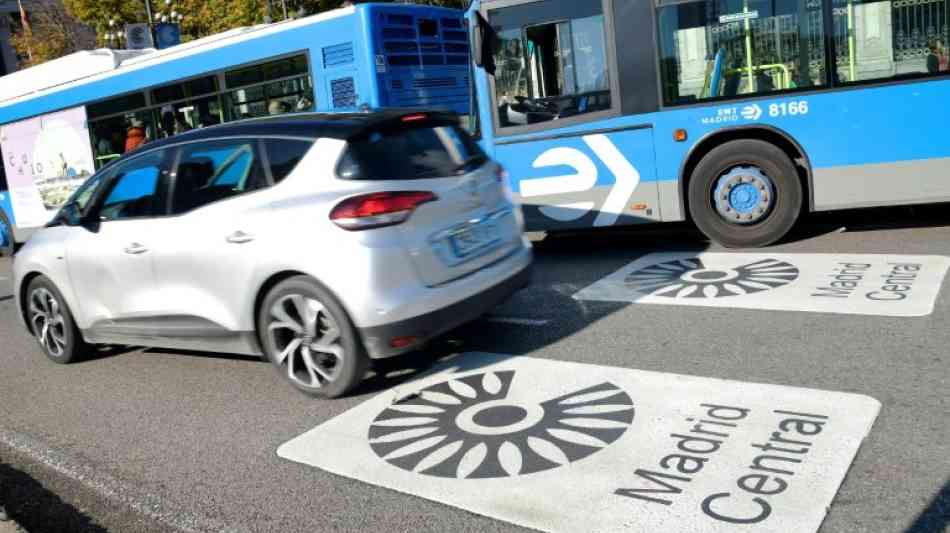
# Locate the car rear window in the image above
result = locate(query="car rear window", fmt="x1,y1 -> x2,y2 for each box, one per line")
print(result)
337,123 -> 487,180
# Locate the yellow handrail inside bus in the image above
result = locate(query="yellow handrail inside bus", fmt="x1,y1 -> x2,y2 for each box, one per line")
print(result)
743,0 -> 755,90
847,0 -> 856,82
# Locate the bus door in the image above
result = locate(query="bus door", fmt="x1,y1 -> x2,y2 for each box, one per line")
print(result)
477,0 -> 661,230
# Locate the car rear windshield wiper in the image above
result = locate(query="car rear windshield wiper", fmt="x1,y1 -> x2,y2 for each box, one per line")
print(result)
453,155 -> 487,174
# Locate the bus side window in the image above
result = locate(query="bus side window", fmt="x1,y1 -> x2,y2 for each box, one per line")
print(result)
657,0 -> 828,105
489,1 -> 611,128
833,0 -> 950,83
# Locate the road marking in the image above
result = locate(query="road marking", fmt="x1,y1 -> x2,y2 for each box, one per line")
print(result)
574,252 -> 950,317
279,353 -> 880,533
484,316 -> 551,326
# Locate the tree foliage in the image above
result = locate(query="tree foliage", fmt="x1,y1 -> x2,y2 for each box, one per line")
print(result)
11,1 -> 96,68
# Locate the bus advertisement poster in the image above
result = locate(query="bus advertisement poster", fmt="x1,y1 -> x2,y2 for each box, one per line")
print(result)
0,106 -> 95,229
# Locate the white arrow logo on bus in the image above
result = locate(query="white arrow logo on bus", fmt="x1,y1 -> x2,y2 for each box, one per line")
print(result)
519,134 -> 640,227
741,104 -> 763,121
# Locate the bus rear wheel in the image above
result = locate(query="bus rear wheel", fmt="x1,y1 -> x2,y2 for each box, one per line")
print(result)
688,139 -> 802,248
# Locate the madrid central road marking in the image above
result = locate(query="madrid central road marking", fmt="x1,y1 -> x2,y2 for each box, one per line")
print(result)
574,252 -> 950,317
278,353 -> 880,533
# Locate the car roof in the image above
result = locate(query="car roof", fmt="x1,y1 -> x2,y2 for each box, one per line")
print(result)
141,109 -> 459,150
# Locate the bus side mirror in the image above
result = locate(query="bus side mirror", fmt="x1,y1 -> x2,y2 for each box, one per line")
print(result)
471,12 -> 495,75
472,19 -> 484,67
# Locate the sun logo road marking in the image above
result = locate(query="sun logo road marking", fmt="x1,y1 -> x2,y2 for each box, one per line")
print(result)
574,252 -> 950,317
624,257 -> 799,299
369,371 -> 634,479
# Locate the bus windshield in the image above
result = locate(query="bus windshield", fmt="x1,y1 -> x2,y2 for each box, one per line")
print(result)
490,2 -> 612,127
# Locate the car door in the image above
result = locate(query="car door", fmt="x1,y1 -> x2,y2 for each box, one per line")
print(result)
150,137 -> 298,349
66,149 -> 173,338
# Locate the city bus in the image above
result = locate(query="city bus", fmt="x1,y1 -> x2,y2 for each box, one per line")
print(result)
466,0 -> 950,248
0,2 -> 470,254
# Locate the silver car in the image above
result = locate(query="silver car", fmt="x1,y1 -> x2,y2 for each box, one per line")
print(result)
12,111 -> 532,398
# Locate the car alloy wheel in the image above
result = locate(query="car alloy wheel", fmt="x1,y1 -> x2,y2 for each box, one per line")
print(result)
266,294 -> 346,391
29,287 -> 68,358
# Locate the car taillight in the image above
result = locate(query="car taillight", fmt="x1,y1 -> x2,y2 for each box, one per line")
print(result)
330,191 -> 437,231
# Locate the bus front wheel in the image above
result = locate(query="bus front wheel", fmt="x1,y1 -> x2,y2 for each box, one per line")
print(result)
688,139 -> 802,248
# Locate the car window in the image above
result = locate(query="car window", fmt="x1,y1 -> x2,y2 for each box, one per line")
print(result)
262,139 -> 313,183
338,124 -> 487,180
171,140 -> 267,215
97,151 -> 168,221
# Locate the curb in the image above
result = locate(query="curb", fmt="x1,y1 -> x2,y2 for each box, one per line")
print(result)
0,428 -> 233,533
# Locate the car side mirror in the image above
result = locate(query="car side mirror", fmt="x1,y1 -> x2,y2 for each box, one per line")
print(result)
58,203 -> 83,227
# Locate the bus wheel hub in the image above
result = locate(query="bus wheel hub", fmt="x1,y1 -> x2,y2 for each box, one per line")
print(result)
713,166 -> 774,225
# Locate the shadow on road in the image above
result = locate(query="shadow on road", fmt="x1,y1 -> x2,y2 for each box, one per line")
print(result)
142,347 -> 262,363
67,344 -> 141,365
798,203 -> 950,236
905,476 -> 950,533
0,463 -> 107,533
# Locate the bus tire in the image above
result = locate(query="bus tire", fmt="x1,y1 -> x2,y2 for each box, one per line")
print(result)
688,139 -> 802,248
0,209 -> 13,257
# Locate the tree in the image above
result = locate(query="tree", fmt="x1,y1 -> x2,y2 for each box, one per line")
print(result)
11,0 -> 96,68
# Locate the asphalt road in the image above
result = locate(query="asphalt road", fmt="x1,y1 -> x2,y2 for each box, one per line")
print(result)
0,206 -> 948,533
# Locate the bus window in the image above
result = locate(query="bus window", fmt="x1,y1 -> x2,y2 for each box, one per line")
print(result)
657,0 -> 827,105
224,54 -> 314,120
833,0 -> 950,83
489,1 -> 611,128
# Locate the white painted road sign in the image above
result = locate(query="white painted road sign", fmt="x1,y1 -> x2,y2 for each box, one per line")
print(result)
574,253 -> 950,317
278,354 -> 880,533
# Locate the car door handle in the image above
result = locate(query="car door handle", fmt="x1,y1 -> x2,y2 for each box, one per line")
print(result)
226,231 -> 255,244
124,243 -> 149,255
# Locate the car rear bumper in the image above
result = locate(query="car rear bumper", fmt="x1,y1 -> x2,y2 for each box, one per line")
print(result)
358,260 -> 532,359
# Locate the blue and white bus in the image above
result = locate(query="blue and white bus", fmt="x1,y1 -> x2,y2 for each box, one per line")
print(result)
0,2 -> 470,255
467,0 -> 950,247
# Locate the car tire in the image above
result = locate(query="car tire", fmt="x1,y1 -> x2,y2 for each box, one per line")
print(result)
688,139 -> 803,248
0,209 -> 13,258
26,276 -> 91,364
258,276 -> 369,399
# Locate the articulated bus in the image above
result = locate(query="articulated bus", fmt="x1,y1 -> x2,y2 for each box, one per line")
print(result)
466,0 -> 950,247
0,2 -> 470,255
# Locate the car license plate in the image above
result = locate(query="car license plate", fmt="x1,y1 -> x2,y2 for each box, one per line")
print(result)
449,220 -> 500,259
